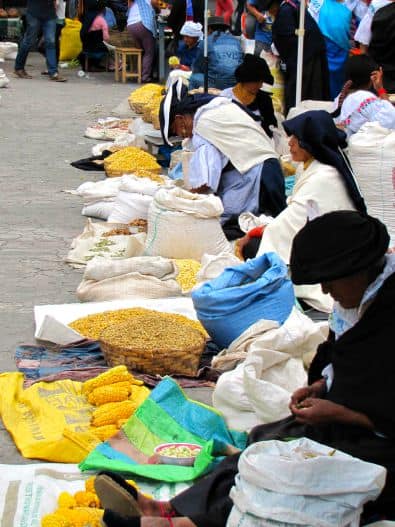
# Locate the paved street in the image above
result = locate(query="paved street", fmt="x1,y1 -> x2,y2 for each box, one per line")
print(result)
0,53 -> 214,464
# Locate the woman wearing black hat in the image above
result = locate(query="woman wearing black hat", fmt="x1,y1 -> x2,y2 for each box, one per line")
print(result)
96,211 -> 395,527
221,53 -> 277,138
159,81 -> 286,233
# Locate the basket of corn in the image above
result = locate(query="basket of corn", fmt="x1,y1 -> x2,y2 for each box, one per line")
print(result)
104,146 -> 161,177
70,308 -> 206,376
128,83 -> 164,113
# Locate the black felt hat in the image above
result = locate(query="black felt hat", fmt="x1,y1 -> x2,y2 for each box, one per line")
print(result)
235,54 -> 274,84
290,211 -> 390,284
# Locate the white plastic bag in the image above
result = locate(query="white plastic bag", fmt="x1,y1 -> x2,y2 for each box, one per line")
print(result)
65,220 -> 145,268
144,188 -> 232,259
227,438 -> 386,527
212,308 -> 328,430
76,256 -> 182,301
348,123 -> 395,245
196,252 -> 241,284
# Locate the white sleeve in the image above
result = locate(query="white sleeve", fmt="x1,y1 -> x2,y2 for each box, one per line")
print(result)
188,135 -> 228,192
354,6 -> 374,44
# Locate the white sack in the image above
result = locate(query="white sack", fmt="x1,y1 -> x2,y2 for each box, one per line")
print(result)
213,308 -> 328,430
92,142 -> 114,156
196,252 -> 241,284
119,174 -> 161,196
107,191 -> 153,224
144,188 -> 231,259
227,439 -> 386,527
65,219 -> 145,268
0,68 -> 10,88
348,122 -> 395,246
0,41 -> 18,59
77,255 -> 181,303
66,178 -> 122,202
82,201 -> 115,220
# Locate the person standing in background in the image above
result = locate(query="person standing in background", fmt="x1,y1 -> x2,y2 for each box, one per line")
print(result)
215,0 -> 234,25
127,0 -> 159,82
246,0 -> 277,53
14,0 -> 67,81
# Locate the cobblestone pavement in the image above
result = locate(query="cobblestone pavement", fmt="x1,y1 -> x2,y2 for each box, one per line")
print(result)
0,53 -> 212,464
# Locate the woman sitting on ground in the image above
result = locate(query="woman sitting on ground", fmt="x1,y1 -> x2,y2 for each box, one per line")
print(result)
79,0 -> 110,71
159,82 -> 287,235
333,54 -> 395,137
238,109 -> 366,312
95,211 -> 395,526
221,53 -> 277,138
166,22 -> 203,89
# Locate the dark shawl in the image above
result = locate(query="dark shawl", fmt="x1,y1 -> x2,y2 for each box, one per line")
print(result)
369,2 -> 395,91
283,110 -> 367,213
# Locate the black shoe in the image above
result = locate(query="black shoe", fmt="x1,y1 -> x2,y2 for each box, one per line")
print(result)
95,473 -> 142,518
102,510 -> 141,527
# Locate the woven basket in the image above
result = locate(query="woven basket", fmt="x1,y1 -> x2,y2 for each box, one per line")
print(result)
143,105 -> 153,123
128,101 -> 147,113
108,30 -> 139,49
152,112 -> 161,130
100,319 -> 206,376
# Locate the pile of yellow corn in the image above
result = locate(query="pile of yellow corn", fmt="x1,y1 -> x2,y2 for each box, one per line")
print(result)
81,366 -> 150,440
128,83 -> 164,113
41,476 -> 143,527
173,259 -> 202,293
69,308 -> 206,340
104,146 -> 161,177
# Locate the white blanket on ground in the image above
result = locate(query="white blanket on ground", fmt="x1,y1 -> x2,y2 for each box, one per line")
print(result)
194,98 -> 278,174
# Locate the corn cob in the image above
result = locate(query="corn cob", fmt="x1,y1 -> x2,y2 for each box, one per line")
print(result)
82,366 -> 133,395
74,491 -> 100,508
84,477 -> 96,494
91,400 -> 137,427
58,492 -> 77,509
41,508 -> 103,527
90,424 -> 119,441
117,418 -> 128,428
88,385 -> 130,406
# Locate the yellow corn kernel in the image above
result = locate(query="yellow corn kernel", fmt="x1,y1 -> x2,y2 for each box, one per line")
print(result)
55,507 -> 103,527
91,400 -> 137,427
88,386 -> 130,406
111,381 -> 134,392
41,512 -> 70,527
74,491 -> 100,508
57,492 -> 77,509
82,366 -> 133,395
90,424 -> 119,441
104,146 -> 161,176
174,259 -> 201,292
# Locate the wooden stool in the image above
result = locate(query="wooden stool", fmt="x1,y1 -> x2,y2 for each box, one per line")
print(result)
114,47 -> 142,84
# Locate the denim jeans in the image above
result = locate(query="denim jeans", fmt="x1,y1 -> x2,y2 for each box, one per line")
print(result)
15,13 -> 57,75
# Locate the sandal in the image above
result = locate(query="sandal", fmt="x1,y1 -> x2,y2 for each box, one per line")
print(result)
94,473 -> 142,518
101,510 -> 141,527
14,69 -> 32,79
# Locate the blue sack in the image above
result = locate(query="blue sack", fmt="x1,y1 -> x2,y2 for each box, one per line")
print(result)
192,253 -> 295,348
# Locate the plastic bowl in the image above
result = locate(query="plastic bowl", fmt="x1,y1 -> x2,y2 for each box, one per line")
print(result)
154,442 -> 202,466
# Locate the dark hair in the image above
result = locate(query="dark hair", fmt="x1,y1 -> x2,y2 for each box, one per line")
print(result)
345,55 -> 378,89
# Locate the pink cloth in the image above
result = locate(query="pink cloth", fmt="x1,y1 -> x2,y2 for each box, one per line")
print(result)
90,15 -> 110,41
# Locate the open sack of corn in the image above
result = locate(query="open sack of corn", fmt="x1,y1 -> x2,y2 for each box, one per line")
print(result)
80,376 -> 247,482
128,83 -> 164,113
104,146 -> 162,178
69,307 -> 208,376
76,256 -> 201,302
0,367 -> 149,463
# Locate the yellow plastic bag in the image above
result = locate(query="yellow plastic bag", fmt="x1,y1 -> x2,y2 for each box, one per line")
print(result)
59,18 -> 82,61
0,372 -> 100,463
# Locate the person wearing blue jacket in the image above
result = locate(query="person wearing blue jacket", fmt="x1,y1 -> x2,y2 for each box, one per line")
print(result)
189,16 -> 244,90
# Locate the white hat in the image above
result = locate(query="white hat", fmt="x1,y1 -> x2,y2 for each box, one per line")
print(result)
180,21 -> 203,39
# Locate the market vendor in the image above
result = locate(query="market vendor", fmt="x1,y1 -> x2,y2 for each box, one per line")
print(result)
159,82 -> 287,235
166,21 -> 203,89
239,110 -> 366,312
95,211 -> 395,526
221,53 -> 277,138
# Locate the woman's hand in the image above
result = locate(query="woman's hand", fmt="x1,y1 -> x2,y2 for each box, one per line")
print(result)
290,398 -> 374,429
371,67 -> 384,92
289,379 -> 326,409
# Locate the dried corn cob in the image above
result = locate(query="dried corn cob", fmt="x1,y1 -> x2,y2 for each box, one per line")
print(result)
58,492 -> 77,509
82,366 -> 133,395
41,508 -> 103,527
74,491 -> 100,508
84,477 -> 96,494
70,308 -> 206,340
88,385 -> 130,406
91,400 -> 137,427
